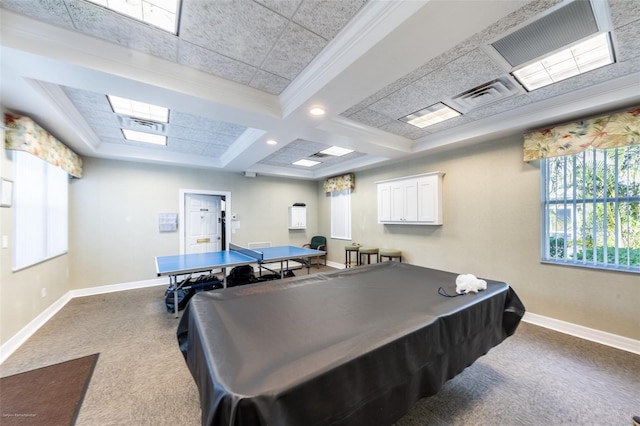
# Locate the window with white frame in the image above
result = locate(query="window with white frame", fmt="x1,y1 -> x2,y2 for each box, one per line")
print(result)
13,151 -> 69,271
330,189 -> 351,240
541,145 -> 640,273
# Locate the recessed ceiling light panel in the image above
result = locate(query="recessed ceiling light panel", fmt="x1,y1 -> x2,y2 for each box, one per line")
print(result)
87,0 -> 180,34
399,103 -> 461,129
320,146 -> 354,156
293,159 -> 321,167
122,129 -> 167,145
108,95 -> 169,123
512,32 -> 614,91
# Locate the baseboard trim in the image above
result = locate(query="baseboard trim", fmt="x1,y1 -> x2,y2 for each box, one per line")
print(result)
327,260 -> 346,269
0,291 -> 72,364
522,312 -> 640,355
70,277 -> 168,298
0,277 -> 168,364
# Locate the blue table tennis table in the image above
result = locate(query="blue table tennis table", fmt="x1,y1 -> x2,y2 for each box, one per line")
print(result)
156,243 -> 325,315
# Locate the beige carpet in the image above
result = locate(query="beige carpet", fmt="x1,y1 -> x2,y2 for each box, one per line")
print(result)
2,268 -> 639,425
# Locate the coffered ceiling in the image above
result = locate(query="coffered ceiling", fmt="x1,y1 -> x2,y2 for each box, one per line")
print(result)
1,0 -> 639,179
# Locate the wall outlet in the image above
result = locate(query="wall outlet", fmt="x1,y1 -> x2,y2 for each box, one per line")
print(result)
41,288 -> 46,298
1,235 -> 8,249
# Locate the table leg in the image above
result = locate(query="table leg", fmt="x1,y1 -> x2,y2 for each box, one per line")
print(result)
172,276 -> 179,318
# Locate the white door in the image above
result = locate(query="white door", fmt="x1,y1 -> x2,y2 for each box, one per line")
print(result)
185,194 -> 222,254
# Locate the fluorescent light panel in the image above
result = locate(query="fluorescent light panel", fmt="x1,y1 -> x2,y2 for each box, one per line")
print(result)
122,129 -> 166,145
293,159 -> 320,167
399,103 -> 461,129
320,146 -> 354,156
87,0 -> 180,33
108,95 -> 169,123
512,32 -> 614,91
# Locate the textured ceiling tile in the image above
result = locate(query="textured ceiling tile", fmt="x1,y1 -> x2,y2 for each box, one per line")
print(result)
213,122 -> 249,138
608,0 -> 640,28
249,69 -> 291,95
63,87 -> 113,113
348,108 -> 394,129
465,94 -> 533,121
170,112 -> 247,137
208,133 -> 238,147
261,22 -> 327,80
292,0 -> 367,40
369,49 -> 506,120
167,125 -> 212,142
365,81 -> 436,122
178,41 -> 256,85
65,0 -> 178,62
254,0 -> 303,19
179,0 -> 288,67
2,0 -> 74,27
201,144 -> 228,158
166,138 -> 206,154
613,20 -> 640,62
81,109 -> 121,128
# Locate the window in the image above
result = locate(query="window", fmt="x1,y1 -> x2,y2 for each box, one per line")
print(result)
13,151 -> 69,271
541,145 -> 640,273
330,189 -> 351,240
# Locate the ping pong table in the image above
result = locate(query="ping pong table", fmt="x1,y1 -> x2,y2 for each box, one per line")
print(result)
156,243 -> 326,315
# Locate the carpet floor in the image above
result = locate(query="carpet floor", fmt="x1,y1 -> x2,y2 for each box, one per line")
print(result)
1,267 -> 639,425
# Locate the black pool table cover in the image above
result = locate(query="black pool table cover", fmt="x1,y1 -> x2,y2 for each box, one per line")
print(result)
177,261 -> 525,426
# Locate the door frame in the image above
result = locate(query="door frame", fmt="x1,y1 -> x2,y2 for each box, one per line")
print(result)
179,188 -> 231,255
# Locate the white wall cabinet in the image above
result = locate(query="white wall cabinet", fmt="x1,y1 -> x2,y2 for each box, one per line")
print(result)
288,206 -> 307,229
377,172 -> 444,225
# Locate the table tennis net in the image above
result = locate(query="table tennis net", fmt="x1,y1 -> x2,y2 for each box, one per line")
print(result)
229,243 -> 264,263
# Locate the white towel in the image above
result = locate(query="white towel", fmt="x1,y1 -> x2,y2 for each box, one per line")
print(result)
455,273 -> 487,294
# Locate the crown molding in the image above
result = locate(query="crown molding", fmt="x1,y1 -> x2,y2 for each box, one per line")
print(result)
279,1 -> 425,118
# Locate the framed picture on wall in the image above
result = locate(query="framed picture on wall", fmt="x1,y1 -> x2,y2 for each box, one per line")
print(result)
1,178 -> 13,207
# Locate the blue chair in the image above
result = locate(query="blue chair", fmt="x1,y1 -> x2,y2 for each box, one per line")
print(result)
303,236 -> 327,268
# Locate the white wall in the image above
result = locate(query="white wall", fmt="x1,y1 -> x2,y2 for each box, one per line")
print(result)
318,135 -> 639,341
68,157 -> 319,289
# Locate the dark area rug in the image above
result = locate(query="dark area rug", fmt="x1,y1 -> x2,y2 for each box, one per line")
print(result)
1,353 -> 99,426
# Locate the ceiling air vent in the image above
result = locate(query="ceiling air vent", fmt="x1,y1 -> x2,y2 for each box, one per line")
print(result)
447,76 -> 524,113
489,0 -> 611,68
117,115 -> 166,134
309,152 -> 330,159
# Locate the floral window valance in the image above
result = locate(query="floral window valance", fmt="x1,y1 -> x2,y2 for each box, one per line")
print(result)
323,173 -> 355,193
5,113 -> 83,178
523,106 -> 640,162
